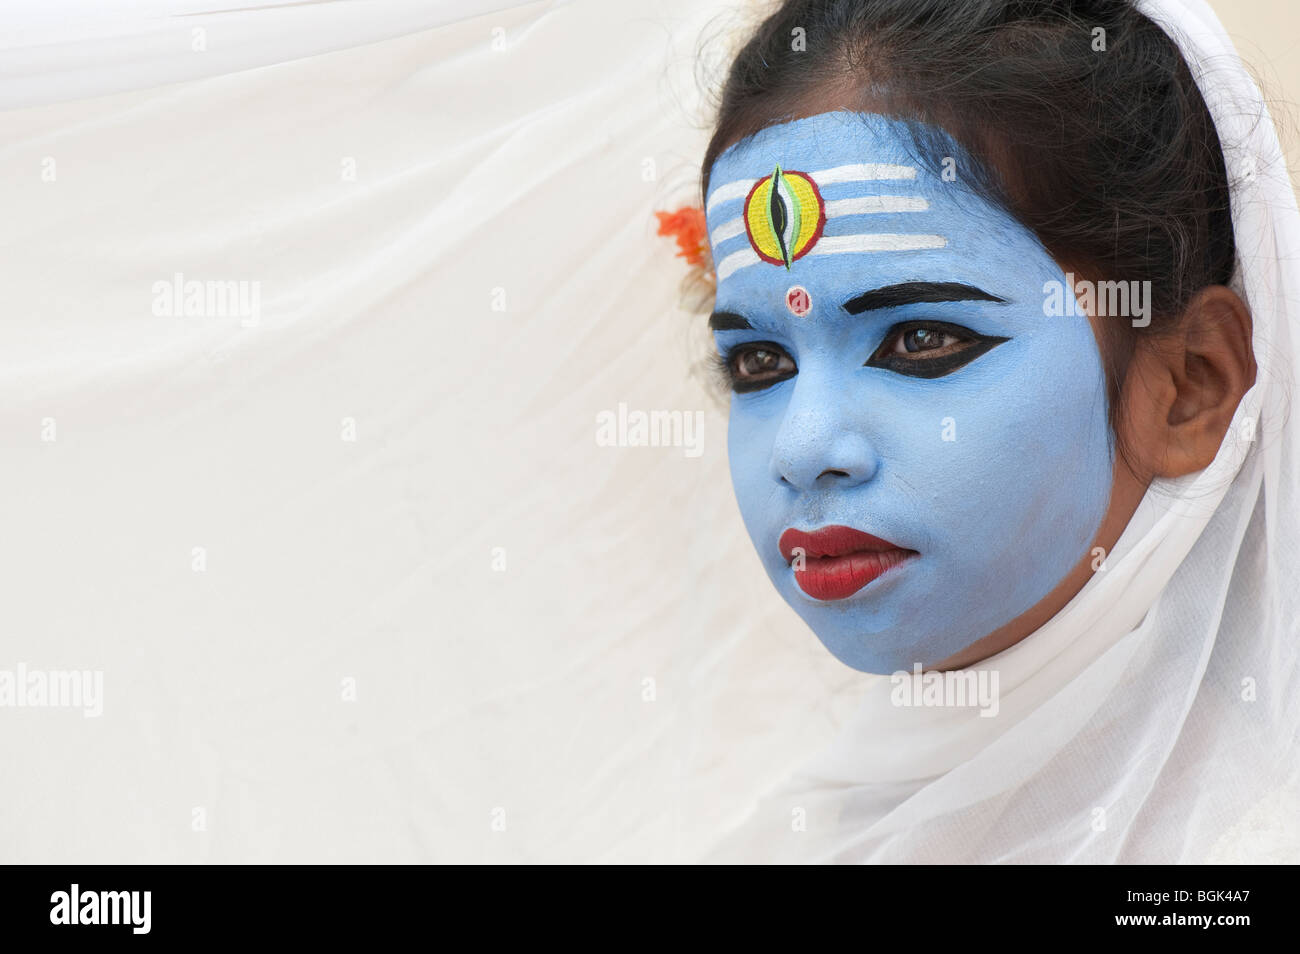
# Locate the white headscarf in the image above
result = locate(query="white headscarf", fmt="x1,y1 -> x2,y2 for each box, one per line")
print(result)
704,0 -> 1300,864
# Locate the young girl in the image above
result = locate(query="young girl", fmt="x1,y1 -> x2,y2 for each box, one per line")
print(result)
663,0 -> 1300,862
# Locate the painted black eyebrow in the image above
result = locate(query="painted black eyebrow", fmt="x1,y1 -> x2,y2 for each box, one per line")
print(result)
708,311 -> 752,331
842,281 -> 1006,315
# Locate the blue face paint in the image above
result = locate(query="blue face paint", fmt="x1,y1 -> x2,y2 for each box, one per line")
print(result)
706,110 -> 1114,674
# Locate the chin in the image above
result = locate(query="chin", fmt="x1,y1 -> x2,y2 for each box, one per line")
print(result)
765,561 -> 951,674
813,632 -> 950,675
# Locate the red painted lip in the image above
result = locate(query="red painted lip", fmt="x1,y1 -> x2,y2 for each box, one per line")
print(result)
779,525 -> 916,601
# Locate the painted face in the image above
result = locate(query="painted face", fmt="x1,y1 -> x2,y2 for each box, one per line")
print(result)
706,110 -> 1114,673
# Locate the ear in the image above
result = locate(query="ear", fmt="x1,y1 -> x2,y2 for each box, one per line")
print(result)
1117,285 -> 1256,479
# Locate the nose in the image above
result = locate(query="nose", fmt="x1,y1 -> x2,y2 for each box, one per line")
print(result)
770,379 -> 880,492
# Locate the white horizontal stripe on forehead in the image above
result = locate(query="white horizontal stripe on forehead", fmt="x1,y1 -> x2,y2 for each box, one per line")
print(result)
708,195 -> 929,248
704,162 -> 919,215
809,233 -> 946,255
809,162 -> 917,185
705,178 -> 756,215
824,195 -> 928,216
709,217 -> 748,246
714,248 -> 760,282
713,232 -> 947,282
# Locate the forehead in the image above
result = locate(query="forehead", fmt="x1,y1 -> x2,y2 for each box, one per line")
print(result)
705,110 -> 1045,314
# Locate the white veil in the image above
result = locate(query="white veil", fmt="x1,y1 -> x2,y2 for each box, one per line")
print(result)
704,0 -> 1300,863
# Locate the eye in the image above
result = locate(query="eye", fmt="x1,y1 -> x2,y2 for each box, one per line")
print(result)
719,341 -> 797,393
895,327 -> 959,354
866,320 -> 1009,379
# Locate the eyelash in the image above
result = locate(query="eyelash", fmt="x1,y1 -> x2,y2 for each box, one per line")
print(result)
716,321 -> 1009,392
711,341 -> 794,394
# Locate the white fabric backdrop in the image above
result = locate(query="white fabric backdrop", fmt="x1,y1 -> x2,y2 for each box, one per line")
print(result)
0,0 -> 867,863
1,0 -> 1295,864
0,0 -> 528,109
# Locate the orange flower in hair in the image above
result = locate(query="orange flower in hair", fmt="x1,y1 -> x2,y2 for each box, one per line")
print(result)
655,205 -> 716,314
655,206 -> 711,269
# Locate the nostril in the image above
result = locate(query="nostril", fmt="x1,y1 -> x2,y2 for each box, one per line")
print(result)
819,468 -> 851,479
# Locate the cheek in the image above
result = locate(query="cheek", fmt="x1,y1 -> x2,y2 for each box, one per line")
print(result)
725,393 -> 799,569
726,400 -> 775,517
888,327 -> 1115,589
